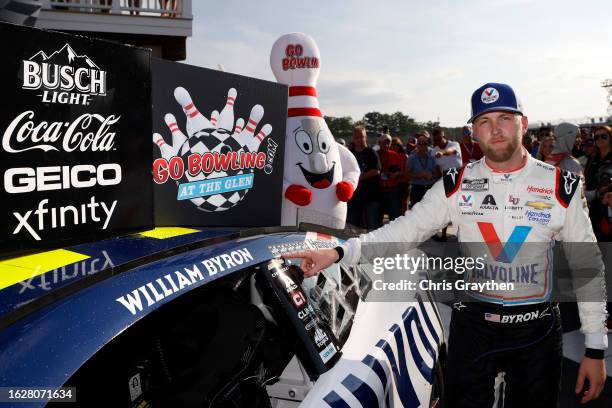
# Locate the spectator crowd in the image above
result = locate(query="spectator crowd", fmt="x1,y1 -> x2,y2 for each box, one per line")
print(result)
345,122 -> 612,243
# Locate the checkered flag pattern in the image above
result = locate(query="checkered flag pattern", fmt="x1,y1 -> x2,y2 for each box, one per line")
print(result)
0,0 -> 41,26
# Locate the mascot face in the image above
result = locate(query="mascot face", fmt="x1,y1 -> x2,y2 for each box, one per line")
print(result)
289,118 -> 340,189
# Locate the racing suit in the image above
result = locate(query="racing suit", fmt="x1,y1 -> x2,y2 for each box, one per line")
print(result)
341,155 -> 608,407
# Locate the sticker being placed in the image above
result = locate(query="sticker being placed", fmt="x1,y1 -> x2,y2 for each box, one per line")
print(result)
152,87 -> 275,212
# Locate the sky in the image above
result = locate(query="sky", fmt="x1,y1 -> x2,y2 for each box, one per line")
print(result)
185,0 -> 612,127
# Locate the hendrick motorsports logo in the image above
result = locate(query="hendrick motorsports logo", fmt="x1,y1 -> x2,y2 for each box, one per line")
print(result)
153,86 -> 278,212
22,44 -> 106,106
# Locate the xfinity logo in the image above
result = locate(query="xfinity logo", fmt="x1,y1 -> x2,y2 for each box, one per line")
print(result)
22,44 -> 107,105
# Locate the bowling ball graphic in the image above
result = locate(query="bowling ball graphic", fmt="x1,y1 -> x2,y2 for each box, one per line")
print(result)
178,129 -> 251,212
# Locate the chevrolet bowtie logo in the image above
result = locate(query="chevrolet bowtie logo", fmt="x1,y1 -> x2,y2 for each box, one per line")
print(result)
525,201 -> 553,210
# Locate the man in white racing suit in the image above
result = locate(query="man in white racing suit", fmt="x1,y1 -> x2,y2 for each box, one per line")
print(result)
285,83 -> 608,406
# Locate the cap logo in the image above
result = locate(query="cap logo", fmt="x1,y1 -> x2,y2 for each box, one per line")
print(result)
481,87 -> 499,104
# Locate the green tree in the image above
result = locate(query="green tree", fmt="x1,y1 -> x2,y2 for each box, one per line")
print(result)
324,115 -> 354,141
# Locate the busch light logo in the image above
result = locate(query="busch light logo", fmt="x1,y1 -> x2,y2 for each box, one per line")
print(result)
481,87 -> 499,104
22,44 -> 107,106
153,86 -> 277,212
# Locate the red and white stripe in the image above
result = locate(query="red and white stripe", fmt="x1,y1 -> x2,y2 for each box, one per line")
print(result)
287,86 -> 322,118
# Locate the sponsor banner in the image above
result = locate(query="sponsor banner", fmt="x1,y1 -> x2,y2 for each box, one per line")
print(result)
152,58 -> 287,227
0,22 -> 152,257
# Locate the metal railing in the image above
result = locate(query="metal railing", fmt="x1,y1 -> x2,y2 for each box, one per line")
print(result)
41,0 -> 186,18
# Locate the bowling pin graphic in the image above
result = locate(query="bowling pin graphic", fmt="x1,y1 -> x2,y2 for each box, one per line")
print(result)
210,110 -> 219,128
164,113 -> 187,154
173,86 -> 214,137
247,124 -> 273,152
217,88 -> 237,132
233,118 -> 245,137
270,33 -> 359,229
152,133 -> 175,160
237,105 -> 264,148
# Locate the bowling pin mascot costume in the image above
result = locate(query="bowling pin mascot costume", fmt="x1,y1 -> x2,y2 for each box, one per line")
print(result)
270,33 -> 360,229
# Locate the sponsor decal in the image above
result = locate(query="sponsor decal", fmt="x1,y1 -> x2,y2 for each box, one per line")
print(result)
12,196 -> 116,240
562,171 -> 578,195
526,201 -> 553,210
499,307 -> 550,324
291,291 -> 306,307
314,327 -> 330,348
526,210 -> 551,225
319,342 -> 337,364
535,161 -> 555,171
481,87 -> 499,104
493,173 -> 513,184
462,178 -> 489,191
527,185 -> 553,195
322,293 -> 438,407
477,222 -> 532,263
446,167 -> 459,184
469,262 -> 539,284
116,248 -> 254,315
459,194 -> 473,209
480,194 -> 498,210
508,195 -> 519,205
461,210 -> 484,216
22,44 -> 106,106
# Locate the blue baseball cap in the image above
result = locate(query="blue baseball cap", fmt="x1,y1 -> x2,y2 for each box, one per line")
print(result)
468,82 -> 523,123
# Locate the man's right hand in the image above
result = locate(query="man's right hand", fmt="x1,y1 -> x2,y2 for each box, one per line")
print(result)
281,249 -> 339,277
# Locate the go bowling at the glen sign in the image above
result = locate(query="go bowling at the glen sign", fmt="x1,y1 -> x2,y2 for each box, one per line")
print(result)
0,21 -> 287,258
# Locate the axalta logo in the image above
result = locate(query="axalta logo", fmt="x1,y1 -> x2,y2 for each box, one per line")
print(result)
527,185 -> 553,195
22,44 -> 106,106
481,87 -> 499,104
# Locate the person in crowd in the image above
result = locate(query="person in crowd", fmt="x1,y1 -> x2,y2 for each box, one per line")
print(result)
579,138 -> 595,168
431,128 -> 461,241
405,137 -> 417,155
522,134 -> 537,157
432,128 -> 462,170
407,133 -> 439,207
546,122 -> 583,174
536,135 -> 555,161
584,125 -> 612,241
377,133 -> 404,222
391,137 -> 410,213
459,125 -> 483,164
347,127 -> 381,230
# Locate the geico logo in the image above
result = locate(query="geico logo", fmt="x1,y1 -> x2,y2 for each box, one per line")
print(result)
4,163 -> 122,193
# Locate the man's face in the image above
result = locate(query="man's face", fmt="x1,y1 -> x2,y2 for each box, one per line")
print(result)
379,138 -> 391,151
352,130 -> 366,148
417,136 -> 429,153
433,132 -> 445,147
472,111 -> 528,162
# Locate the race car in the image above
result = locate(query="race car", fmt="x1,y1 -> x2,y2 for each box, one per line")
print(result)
0,225 -> 446,408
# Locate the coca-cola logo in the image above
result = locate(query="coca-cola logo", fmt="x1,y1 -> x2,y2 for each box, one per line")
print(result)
2,110 -> 119,153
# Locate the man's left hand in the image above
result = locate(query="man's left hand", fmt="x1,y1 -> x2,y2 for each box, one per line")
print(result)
575,357 -> 606,404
